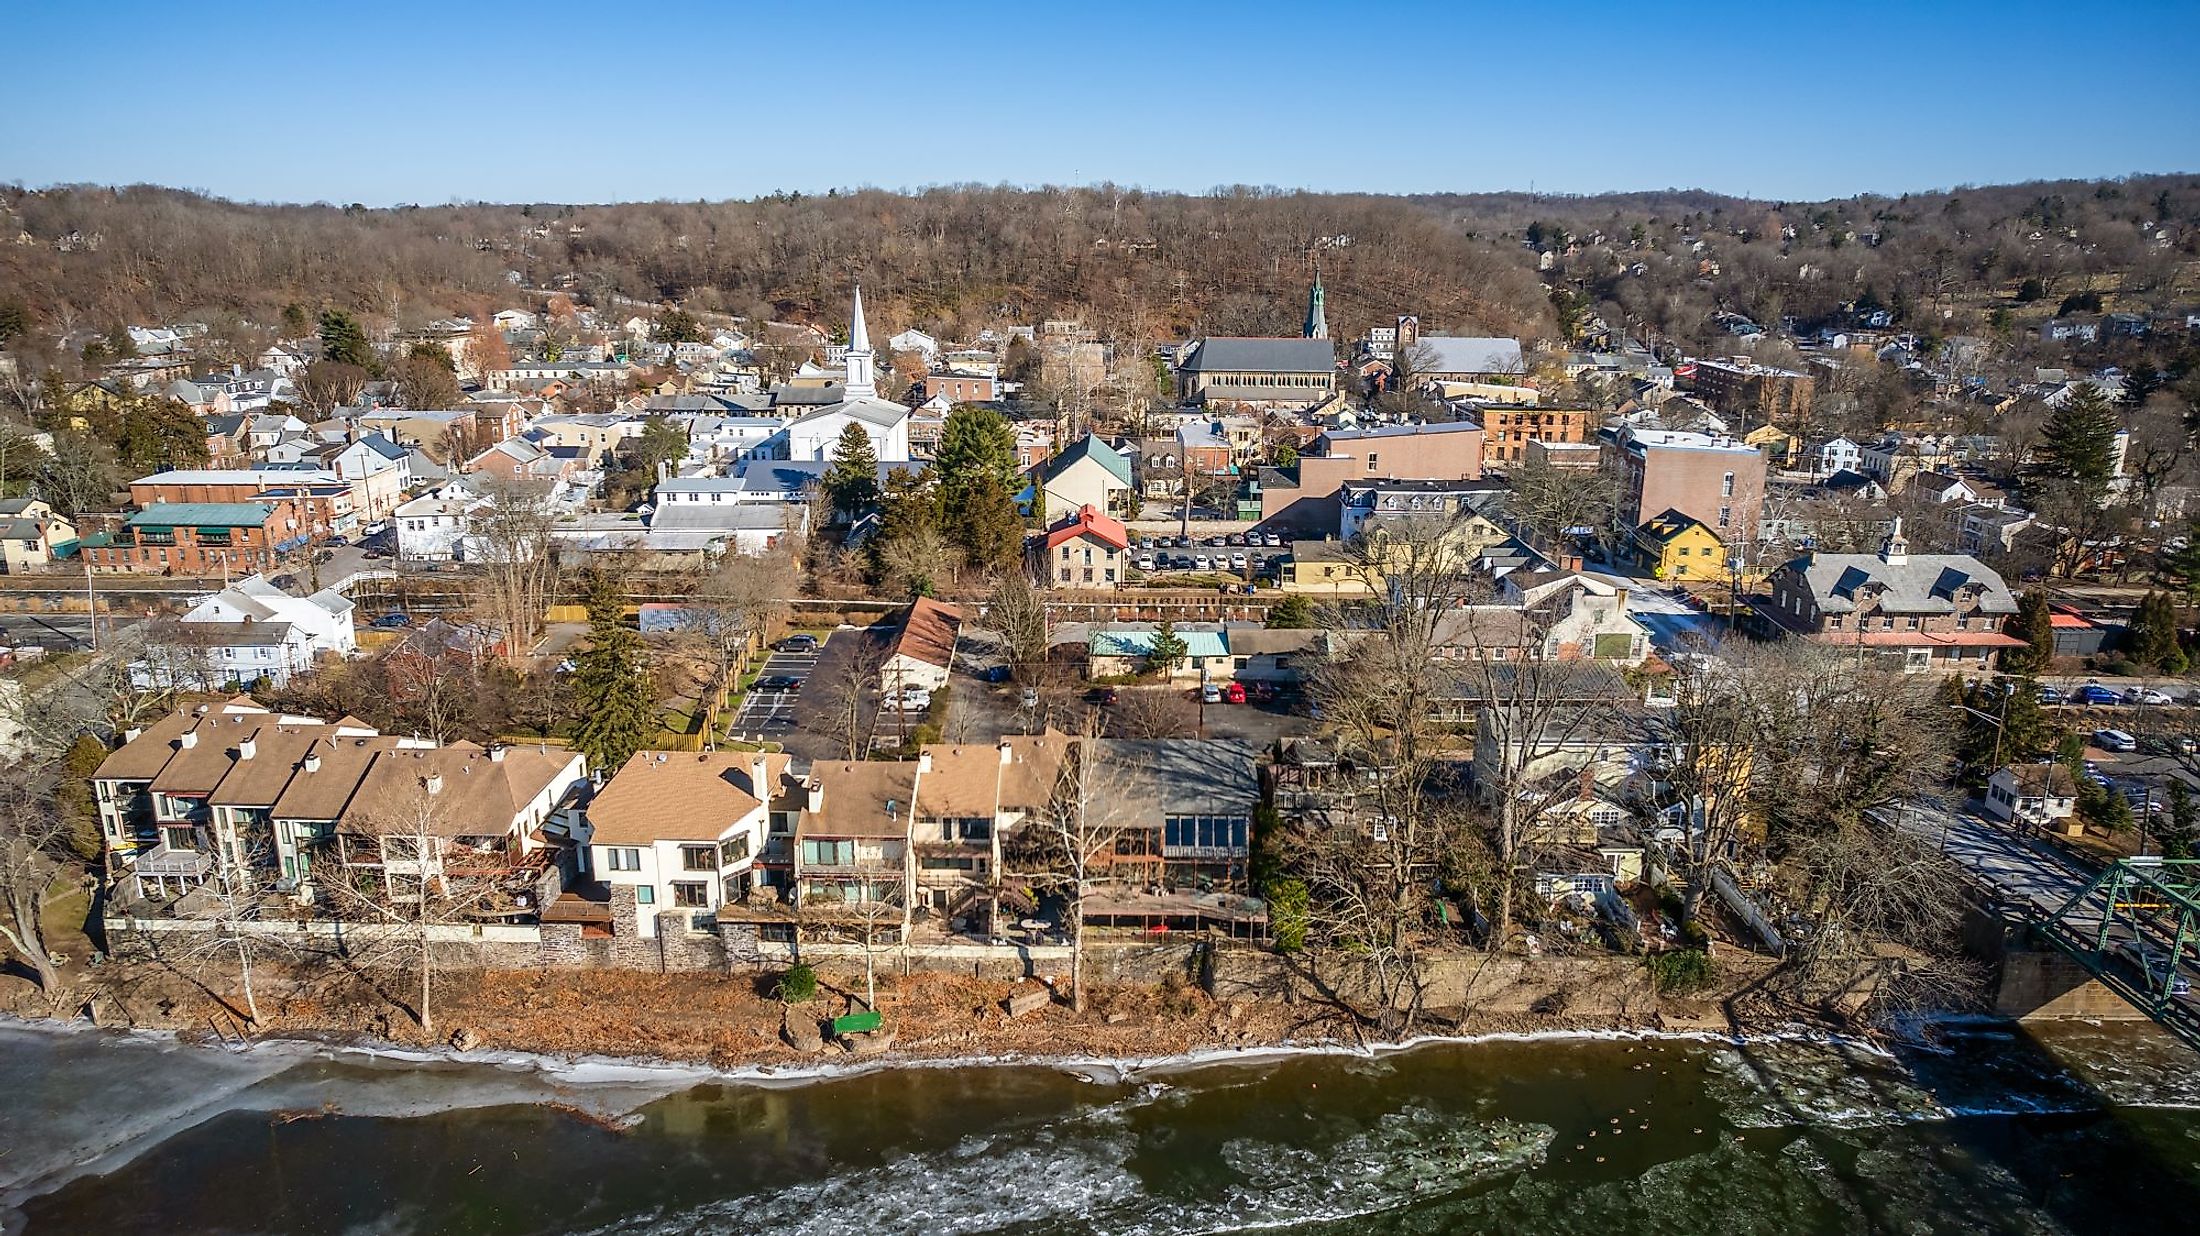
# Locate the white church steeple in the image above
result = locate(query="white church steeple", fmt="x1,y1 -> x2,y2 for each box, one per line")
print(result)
843,284 -> 877,400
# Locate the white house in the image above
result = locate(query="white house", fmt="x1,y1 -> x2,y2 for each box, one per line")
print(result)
888,328 -> 939,359
581,751 -> 794,938
394,481 -> 488,562
1814,437 -> 1862,478
881,597 -> 963,693
134,574 -> 357,690
1984,764 -> 2078,829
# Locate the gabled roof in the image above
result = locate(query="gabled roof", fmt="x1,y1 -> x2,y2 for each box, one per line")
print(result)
1788,551 -> 2018,616
1181,337 -> 1336,375
586,750 -> 790,845
1038,435 -> 1133,488
1635,508 -> 1719,546
126,503 -> 274,528
1416,336 -> 1524,375
800,760 -> 918,838
1043,504 -> 1130,552
890,598 -> 964,669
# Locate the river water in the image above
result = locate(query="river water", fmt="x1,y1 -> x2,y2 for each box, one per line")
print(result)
3,1018 -> 2197,1235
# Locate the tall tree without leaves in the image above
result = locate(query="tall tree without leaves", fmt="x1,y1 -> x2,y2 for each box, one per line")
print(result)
569,570 -> 657,775
823,422 -> 880,519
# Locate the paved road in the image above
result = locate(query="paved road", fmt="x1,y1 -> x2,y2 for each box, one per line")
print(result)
1888,798 -> 2091,918
1627,585 -> 1727,652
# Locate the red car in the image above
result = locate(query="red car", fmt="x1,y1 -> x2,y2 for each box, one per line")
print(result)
1223,681 -> 1247,704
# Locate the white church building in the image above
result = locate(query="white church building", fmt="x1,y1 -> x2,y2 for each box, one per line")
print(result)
771,287 -> 912,463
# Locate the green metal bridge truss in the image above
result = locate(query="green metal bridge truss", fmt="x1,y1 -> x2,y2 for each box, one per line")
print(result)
2035,857 -> 2200,1050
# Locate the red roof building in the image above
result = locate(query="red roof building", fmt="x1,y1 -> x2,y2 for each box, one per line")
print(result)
1039,504 -> 1130,589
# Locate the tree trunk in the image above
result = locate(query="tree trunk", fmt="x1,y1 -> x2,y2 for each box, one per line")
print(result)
234,935 -> 260,1027
1069,889 -> 1087,1014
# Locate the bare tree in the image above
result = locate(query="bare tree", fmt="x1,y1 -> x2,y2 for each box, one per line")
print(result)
816,634 -> 888,760
986,572 -> 1050,678
470,476 -> 561,664
320,774 -> 508,1039
1013,729 -> 1140,1013
0,758 -> 74,1001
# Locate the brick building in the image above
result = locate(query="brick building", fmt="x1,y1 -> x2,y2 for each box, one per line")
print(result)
920,372 -> 998,403
1478,407 -> 1593,465
1688,357 -> 1815,429
83,503 -> 285,575
1761,521 -> 2022,672
1601,424 -> 1767,543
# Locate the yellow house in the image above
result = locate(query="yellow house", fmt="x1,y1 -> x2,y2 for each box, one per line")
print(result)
1280,514 -> 1512,597
1742,423 -> 1799,468
1632,509 -> 1728,582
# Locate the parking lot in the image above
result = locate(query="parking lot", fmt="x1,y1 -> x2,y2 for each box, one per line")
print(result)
724,638 -> 824,741
1130,533 -> 1291,581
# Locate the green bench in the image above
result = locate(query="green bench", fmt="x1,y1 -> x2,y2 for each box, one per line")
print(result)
831,1010 -> 883,1037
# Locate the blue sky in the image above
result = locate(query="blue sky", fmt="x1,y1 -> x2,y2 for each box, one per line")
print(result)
3,0 -> 2196,206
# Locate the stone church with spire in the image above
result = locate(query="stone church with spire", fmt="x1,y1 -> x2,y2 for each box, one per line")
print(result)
775,285 -> 913,462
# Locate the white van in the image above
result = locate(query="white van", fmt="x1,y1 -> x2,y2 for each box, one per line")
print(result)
2093,728 -> 2138,753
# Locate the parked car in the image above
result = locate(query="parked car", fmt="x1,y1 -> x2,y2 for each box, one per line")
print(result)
1195,555 -> 1213,571
773,633 -> 819,653
887,687 -> 933,712
370,612 -> 411,630
1200,683 -> 1223,704
2128,687 -> 2175,706
978,664 -> 1011,684
2037,685 -> 2064,705
2075,684 -> 2126,706
1086,686 -> 1119,705
1020,687 -> 1040,710
756,675 -> 802,693
1223,681 -> 1247,704
1135,554 -> 1155,571
1230,552 -> 1248,570
2093,727 -> 2139,752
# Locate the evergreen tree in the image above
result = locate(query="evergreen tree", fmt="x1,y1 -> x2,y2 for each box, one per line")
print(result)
935,405 -> 1019,491
2128,590 -> 2188,673
2163,781 -> 2197,860
318,308 -> 374,371
1265,594 -> 1315,629
945,472 -> 1025,575
1146,618 -> 1188,678
651,308 -> 704,344
568,571 -> 656,776
2031,383 -> 2120,486
2002,589 -> 2056,674
2160,520 -> 2200,608
823,422 -> 880,518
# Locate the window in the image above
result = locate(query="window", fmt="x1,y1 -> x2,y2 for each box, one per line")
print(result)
671,881 -> 709,908
801,839 -> 855,866
1717,506 -> 1731,528
719,834 -> 751,865
604,847 -> 641,872
680,844 -> 716,871
635,884 -> 655,905
1163,814 -> 1250,853
1721,471 -> 1736,497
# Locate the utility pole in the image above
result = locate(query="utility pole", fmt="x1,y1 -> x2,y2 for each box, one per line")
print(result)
84,552 -> 98,652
